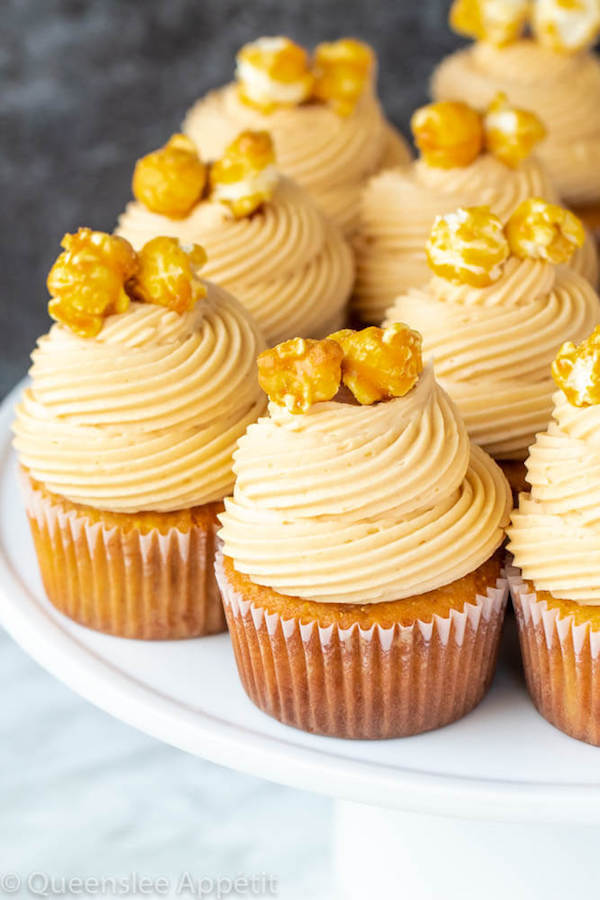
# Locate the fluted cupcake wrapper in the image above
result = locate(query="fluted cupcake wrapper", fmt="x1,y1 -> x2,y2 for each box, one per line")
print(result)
216,551 -> 508,739
510,568 -> 600,746
22,473 -> 225,640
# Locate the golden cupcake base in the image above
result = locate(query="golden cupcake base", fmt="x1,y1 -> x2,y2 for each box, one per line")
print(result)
21,470 -> 225,640
511,574 -> 600,746
216,551 -> 508,739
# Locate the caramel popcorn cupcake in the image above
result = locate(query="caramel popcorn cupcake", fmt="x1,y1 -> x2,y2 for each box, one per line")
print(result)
353,96 -> 598,324
12,229 -> 266,639
385,201 -> 600,493
216,324 -> 512,739
432,0 -> 600,230
509,327 -> 600,744
117,131 -> 353,345
183,37 -> 411,236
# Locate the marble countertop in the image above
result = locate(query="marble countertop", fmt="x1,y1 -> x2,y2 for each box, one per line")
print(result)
0,626 -> 331,896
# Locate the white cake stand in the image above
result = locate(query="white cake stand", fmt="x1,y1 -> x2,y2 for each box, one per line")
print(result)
2,381 -> 599,899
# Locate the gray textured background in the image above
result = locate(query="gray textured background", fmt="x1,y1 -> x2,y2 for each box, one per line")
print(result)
0,0 -> 462,397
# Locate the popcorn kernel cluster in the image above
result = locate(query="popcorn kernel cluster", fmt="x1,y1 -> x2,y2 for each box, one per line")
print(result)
426,199 -> 584,286
134,130 -> 279,220
236,36 -> 374,117
411,95 -> 546,170
553,326 -> 600,407
450,0 -> 600,52
48,229 -> 208,336
257,325 -> 424,413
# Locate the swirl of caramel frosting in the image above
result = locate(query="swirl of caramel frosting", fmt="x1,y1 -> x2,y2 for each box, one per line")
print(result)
117,177 -> 354,345
219,363 -> 511,603
183,83 -> 410,234
13,283 -> 266,513
509,386 -> 600,604
432,40 -> 600,207
386,260 -> 600,458
354,152 -> 597,324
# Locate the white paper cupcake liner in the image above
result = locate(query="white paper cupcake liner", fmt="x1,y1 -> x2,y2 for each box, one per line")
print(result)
510,565 -> 600,745
21,471 -> 225,639
216,550 -> 508,739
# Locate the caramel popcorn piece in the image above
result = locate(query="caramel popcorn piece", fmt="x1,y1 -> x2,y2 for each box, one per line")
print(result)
426,206 -> 509,286
311,38 -> 374,116
532,0 -> 600,53
127,237 -> 207,315
209,130 -> 279,218
552,326 -> 600,406
449,0 -> 531,45
411,101 -> 484,169
132,134 -> 207,219
258,327 -> 424,411
328,325 -> 423,405
506,198 -> 585,263
47,229 -> 138,337
257,337 -> 343,414
483,92 -> 547,167
236,37 -> 314,112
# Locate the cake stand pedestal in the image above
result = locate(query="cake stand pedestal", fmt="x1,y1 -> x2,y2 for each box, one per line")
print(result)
334,803 -> 597,899
2,382 -> 599,900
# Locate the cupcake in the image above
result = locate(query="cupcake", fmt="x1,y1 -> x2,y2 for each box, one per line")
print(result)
216,324 -> 512,738
432,0 -> 600,229
353,96 -> 598,325
385,201 -> 600,493
12,229 -> 266,639
117,131 -> 354,345
183,37 -> 411,235
508,327 -> 600,744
